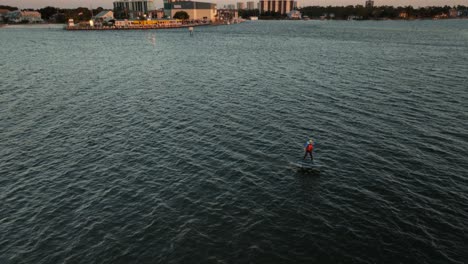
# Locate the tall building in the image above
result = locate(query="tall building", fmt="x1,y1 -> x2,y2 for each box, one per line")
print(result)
237,2 -> 246,10
259,0 -> 297,15
113,0 -> 156,16
227,4 -> 236,10
246,1 -> 255,10
365,0 -> 374,8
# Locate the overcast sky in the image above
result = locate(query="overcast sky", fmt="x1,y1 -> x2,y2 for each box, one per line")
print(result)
2,0 -> 467,9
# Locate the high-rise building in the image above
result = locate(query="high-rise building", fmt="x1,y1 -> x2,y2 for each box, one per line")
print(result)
227,4 -> 236,10
259,0 -> 296,15
365,0 -> 374,8
113,0 -> 156,15
246,1 -> 255,10
237,2 -> 246,10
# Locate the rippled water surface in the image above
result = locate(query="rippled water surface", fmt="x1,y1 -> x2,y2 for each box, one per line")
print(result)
1,20 -> 468,263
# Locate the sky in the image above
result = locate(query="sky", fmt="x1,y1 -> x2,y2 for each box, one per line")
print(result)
2,0 -> 467,9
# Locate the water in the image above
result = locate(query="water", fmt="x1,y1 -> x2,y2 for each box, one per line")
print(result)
1,20 -> 468,263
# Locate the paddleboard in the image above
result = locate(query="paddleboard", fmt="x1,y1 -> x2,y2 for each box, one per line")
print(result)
293,160 -> 322,170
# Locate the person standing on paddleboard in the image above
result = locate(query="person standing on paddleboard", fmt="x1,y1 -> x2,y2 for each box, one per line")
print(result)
303,139 -> 314,161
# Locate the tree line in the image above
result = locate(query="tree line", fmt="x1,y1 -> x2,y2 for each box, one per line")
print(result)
3,4 -> 468,23
239,5 -> 468,20
0,5 -> 18,11
39,6 -> 107,23
1,5 -> 107,23
300,5 -> 467,20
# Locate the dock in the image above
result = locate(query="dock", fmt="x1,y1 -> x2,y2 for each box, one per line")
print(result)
65,22 -> 212,31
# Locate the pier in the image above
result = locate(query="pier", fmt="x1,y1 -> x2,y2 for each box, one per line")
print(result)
66,22 -> 211,31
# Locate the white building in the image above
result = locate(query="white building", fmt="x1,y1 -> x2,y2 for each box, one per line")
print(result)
5,10 -> 43,23
93,10 -> 114,22
287,10 -> 301,19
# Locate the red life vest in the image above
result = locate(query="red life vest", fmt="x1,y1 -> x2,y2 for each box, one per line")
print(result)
306,144 -> 313,152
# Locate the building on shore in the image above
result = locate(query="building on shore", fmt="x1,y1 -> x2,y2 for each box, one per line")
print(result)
67,18 -> 185,30
164,1 -> 217,21
237,2 -> 246,10
217,9 -> 239,22
399,11 -> 408,19
5,10 -> 43,23
92,10 -> 114,23
246,1 -> 255,10
287,10 -> 301,19
449,8 -> 458,18
113,0 -> 156,18
434,13 -> 448,19
0,9 -> 10,22
149,9 -> 165,19
365,0 -> 374,8
114,19 -> 182,27
259,0 -> 297,15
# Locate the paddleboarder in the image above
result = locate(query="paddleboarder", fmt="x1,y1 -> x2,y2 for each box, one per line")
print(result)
303,139 -> 314,161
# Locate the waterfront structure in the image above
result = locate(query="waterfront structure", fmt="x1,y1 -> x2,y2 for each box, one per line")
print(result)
5,10 -> 43,23
66,18 -> 195,30
246,1 -> 255,10
114,19 -> 181,27
259,0 -> 297,15
92,10 -> 114,22
237,2 -> 246,10
287,10 -> 301,19
434,13 -> 448,19
149,9 -> 165,19
164,1 -> 217,21
365,0 -> 374,8
0,9 -> 9,22
113,0 -> 156,17
217,9 -> 239,21
449,9 -> 458,18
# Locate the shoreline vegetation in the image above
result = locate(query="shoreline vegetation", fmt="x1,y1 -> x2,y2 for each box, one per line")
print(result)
1,4 -> 467,24
241,5 -> 468,20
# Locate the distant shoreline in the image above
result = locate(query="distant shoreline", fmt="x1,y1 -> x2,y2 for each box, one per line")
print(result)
0,23 -> 65,29
1,18 -> 467,30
